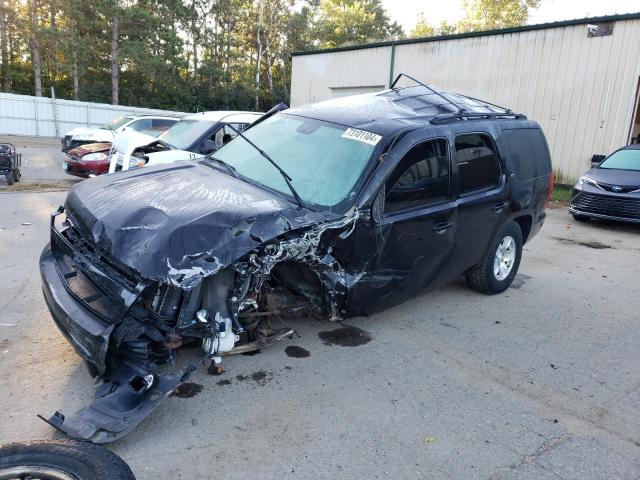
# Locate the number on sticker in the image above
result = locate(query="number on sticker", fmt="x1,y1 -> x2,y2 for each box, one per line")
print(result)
342,128 -> 382,146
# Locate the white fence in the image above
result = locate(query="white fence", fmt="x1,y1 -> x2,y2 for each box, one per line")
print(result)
0,92 -> 189,138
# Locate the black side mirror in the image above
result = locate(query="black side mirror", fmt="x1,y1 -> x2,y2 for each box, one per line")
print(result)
591,154 -> 605,167
199,139 -> 217,155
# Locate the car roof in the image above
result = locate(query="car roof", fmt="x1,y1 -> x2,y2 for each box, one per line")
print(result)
128,115 -> 181,121
286,81 -> 525,136
183,111 -> 262,123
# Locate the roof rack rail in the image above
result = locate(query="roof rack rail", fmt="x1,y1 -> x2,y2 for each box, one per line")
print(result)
390,73 -> 520,118
390,73 -> 466,114
430,111 -> 527,125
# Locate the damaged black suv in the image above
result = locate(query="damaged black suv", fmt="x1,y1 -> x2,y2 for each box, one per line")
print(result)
39,75 -> 553,443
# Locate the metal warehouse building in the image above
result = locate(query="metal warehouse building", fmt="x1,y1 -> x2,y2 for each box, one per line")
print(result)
291,13 -> 640,181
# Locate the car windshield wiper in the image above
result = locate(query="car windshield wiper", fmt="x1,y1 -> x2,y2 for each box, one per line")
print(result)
225,124 -> 305,209
202,155 -> 239,178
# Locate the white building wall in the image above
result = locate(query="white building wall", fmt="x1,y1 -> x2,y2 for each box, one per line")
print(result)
0,93 -> 188,138
291,46 -> 392,106
291,18 -> 640,180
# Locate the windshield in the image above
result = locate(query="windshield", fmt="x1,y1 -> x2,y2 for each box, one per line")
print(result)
101,116 -> 133,130
599,149 -> 640,171
213,114 -> 379,209
159,119 -> 213,150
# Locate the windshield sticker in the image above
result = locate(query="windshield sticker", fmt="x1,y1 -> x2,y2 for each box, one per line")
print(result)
341,128 -> 382,146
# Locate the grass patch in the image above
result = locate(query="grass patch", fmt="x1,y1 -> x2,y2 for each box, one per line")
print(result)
551,184 -> 573,203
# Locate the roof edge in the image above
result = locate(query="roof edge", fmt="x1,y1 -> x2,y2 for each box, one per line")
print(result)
292,12 -> 640,57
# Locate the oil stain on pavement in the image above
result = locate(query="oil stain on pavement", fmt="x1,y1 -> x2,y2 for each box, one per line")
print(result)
285,346 -> 311,358
318,325 -> 372,347
553,237 -> 612,249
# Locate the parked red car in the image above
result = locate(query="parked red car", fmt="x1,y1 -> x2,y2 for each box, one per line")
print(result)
63,143 -> 112,178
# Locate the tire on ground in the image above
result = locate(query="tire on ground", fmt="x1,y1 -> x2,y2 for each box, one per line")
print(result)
5,172 -> 13,185
465,220 -> 523,295
0,440 -> 136,480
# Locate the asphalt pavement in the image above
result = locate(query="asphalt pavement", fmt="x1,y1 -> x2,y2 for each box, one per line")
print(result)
0,188 -> 638,479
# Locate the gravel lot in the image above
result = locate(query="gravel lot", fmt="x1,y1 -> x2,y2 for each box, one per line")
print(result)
0,187 -> 639,479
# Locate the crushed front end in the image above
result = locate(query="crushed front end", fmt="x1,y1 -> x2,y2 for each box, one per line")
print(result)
39,195 -> 357,443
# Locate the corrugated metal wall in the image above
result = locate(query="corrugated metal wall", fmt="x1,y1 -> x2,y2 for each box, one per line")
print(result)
0,93 -> 188,138
291,46 -> 392,105
291,18 -> 640,180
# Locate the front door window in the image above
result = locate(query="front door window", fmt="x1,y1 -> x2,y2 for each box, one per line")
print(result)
384,139 -> 450,214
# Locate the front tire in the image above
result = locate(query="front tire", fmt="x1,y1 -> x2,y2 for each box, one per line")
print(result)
4,172 -> 13,185
0,440 -> 136,480
465,221 -> 523,294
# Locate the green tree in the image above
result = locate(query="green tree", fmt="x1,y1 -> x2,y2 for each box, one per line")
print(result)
458,0 -> 541,32
313,0 -> 403,48
410,13 -> 435,38
438,20 -> 457,35
0,0 -> 409,111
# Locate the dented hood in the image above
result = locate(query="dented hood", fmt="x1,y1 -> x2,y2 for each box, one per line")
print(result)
64,161 -> 337,287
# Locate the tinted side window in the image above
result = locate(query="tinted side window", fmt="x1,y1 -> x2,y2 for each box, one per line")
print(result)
455,133 -> 501,194
384,139 -> 450,213
502,128 -> 551,180
152,119 -> 177,129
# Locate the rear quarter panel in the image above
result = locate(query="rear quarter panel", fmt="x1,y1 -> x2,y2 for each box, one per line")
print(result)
494,121 -> 552,242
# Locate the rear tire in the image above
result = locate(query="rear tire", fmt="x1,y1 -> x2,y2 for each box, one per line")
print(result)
12,169 -> 21,182
572,213 -> 590,222
465,221 -> 523,295
4,172 -> 13,185
0,440 -> 135,480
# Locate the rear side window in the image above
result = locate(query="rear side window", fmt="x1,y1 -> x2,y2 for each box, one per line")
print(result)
152,119 -> 176,129
502,128 -> 551,180
385,139 -> 449,213
455,133 -> 501,194
128,118 -> 153,132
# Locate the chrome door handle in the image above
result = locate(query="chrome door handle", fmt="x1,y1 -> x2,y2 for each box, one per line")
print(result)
492,201 -> 510,212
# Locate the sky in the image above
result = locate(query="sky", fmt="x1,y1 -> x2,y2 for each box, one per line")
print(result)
381,0 -> 640,33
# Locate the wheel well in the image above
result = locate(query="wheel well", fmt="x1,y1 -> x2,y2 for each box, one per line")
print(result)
513,215 -> 532,243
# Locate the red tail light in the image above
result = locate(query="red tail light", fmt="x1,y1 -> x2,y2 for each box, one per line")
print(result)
543,171 -> 555,210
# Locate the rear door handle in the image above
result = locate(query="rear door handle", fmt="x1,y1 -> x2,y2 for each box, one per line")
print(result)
432,221 -> 454,234
492,201 -> 510,212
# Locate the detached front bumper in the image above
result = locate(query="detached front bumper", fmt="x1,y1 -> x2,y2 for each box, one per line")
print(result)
39,209 -> 146,374
39,210 -> 193,443
40,244 -> 113,376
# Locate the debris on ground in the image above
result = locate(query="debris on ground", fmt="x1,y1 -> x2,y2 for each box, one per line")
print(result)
173,382 -> 204,398
235,370 -> 273,386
